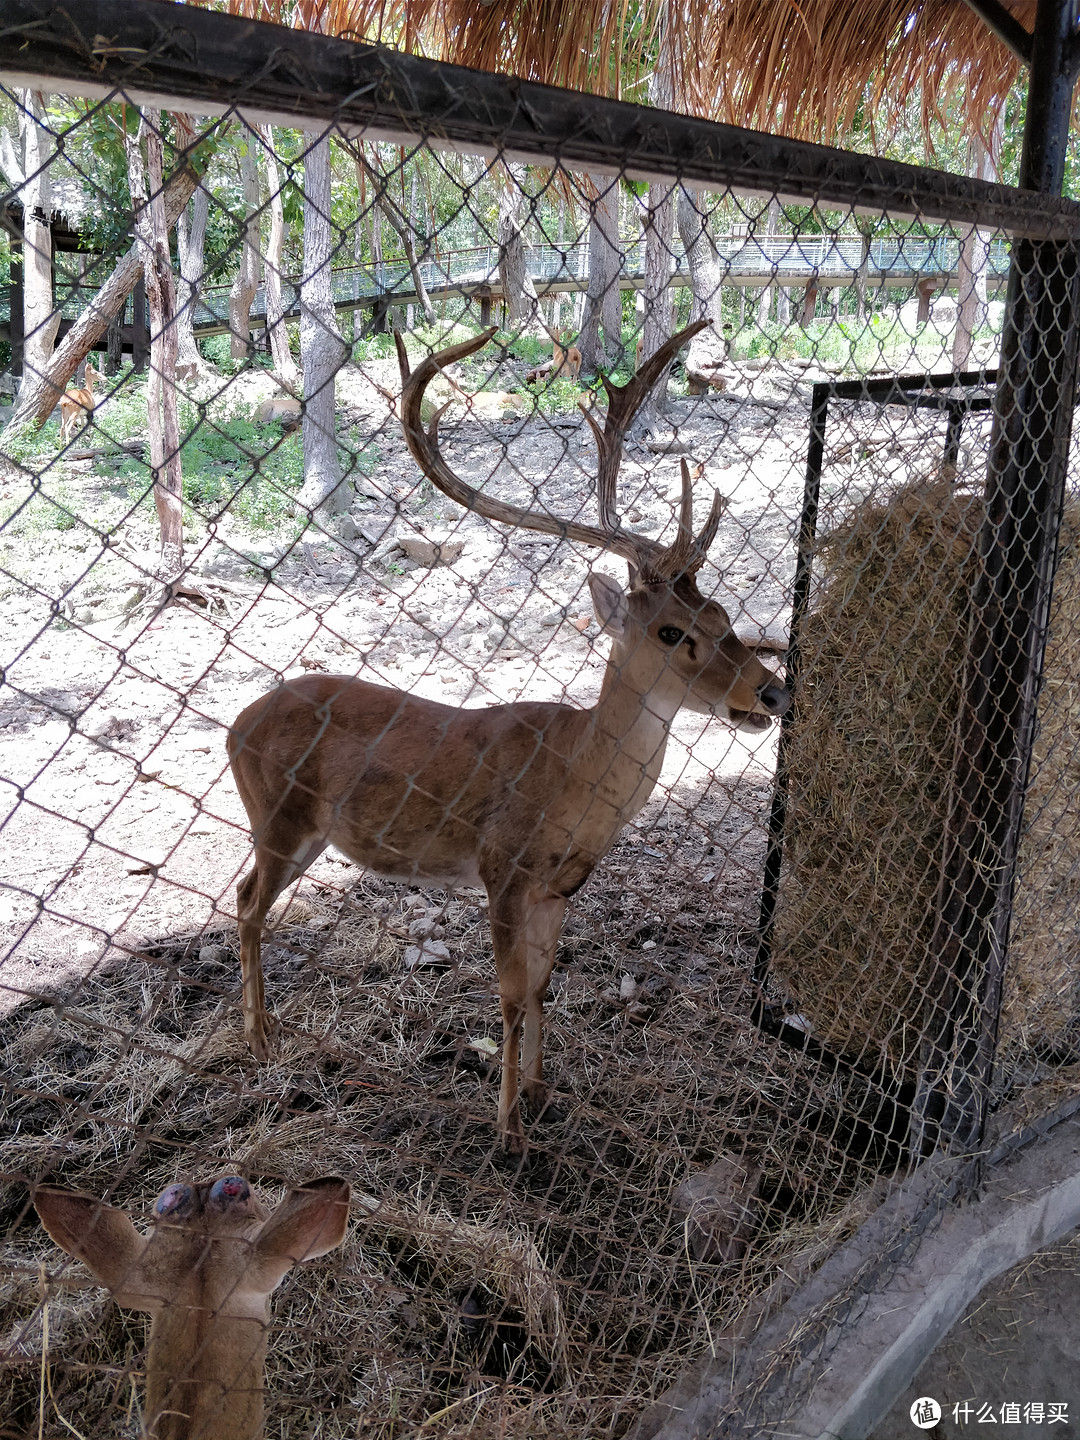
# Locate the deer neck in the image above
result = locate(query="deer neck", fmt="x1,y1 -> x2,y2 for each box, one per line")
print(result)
571,641 -> 685,835
147,1304 -> 267,1440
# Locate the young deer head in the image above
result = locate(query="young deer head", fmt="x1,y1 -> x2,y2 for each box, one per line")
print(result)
33,1174 -> 350,1440
228,321 -> 787,1151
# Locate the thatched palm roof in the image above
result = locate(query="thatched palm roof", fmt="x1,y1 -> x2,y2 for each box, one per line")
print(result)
199,0 -> 1031,146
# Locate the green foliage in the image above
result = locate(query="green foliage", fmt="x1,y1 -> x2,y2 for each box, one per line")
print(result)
0,480 -> 79,538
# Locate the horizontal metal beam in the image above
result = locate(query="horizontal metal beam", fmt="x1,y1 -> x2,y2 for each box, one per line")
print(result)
3,0 -> 1080,240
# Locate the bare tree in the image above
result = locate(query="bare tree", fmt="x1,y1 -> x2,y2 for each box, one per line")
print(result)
578,173 -> 623,374
757,197 -> 781,329
176,187 -> 210,375
953,118 -> 1002,371
261,126 -> 299,388
125,111 -> 183,566
3,92 -> 61,392
0,158 -> 199,453
296,132 -> 349,517
677,184 -> 728,382
497,164 -> 541,332
349,142 -> 434,326
639,20 -> 677,429
229,125 -> 262,359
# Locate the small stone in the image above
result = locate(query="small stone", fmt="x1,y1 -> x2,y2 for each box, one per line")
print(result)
671,1154 -> 764,1263
619,973 -> 640,1002
199,944 -> 226,965
404,938 -> 452,970
398,535 -> 465,566
408,916 -> 446,941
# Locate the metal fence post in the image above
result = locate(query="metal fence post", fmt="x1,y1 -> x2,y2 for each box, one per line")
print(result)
912,0 -> 1080,1157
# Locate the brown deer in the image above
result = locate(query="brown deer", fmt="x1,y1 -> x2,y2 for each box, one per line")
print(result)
227,320 -> 789,1151
525,333 -> 583,385
58,361 -> 106,444
33,1174 -> 350,1440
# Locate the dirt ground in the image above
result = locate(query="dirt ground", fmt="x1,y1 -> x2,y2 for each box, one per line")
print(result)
873,1228 -> 1080,1437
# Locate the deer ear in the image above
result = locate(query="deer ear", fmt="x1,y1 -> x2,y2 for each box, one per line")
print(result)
249,1178 -> 350,1293
34,1188 -> 146,1297
588,572 -> 628,637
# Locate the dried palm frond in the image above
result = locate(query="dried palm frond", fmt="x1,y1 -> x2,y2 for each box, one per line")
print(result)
186,0 -> 1033,148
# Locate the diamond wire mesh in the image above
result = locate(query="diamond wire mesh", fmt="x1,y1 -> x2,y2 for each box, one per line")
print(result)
0,60 -> 1076,1440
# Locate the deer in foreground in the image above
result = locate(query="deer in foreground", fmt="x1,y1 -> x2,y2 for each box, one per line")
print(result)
33,1174 -> 350,1440
227,320 -> 789,1152
58,361 -> 106,445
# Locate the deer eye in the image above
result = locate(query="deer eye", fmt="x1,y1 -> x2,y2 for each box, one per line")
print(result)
658,626 -> 685,646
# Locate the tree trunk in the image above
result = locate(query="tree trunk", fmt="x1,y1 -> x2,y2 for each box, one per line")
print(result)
578,172 -> 623,373
677,184 -> 728,383
350,143 -> 434,326
176,186 -> 209,373
952,121 -> 1001,372
757,197 -> 780,330
497,165 -> 540,333
18,91 -> 61,392
126,113 -> 183,567
297,132 -> 350,518
640,21 -> 676,428
855,224 -> 874,324
262,126 -> 299,388
229,127 -> 262,359
1,159 -> 199,452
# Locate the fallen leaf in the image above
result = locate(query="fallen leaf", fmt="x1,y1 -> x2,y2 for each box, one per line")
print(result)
466,1036 -> 499,1058
573,615 -> 590,633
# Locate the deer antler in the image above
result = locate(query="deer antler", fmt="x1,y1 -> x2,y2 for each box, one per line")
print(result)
395,321 -> 725,581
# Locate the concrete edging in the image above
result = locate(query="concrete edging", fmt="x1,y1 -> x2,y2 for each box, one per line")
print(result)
636,1106 -> 1080,1440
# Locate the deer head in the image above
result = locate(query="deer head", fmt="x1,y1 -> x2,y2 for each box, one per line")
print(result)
34,1174 -> 350,1440
396,321 -> 788,730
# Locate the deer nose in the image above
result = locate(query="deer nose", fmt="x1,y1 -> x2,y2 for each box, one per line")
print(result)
155,1183 -> 196,1218
208,1175 -> 251,1213
757,680 -> 790,716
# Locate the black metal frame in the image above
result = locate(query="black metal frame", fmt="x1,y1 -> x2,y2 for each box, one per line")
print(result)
751,372 -> 997,1107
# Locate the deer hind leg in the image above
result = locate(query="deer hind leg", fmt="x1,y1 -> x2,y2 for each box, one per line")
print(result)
236,831 -> 326,1059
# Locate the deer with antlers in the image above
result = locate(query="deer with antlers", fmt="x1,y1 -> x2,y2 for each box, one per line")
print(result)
33,1173 -> 350,1440
227,320 -> 789,1152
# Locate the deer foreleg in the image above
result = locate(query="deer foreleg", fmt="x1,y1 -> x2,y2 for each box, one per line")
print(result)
520,896 -> 566,1109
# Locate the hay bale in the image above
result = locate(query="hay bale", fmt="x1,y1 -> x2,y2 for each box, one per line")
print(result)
773,479 -> 1080,1071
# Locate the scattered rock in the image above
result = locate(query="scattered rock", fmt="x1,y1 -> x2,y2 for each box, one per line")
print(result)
644,435 -> 693,455
671,1153 -> 764,1262
404,938 -> 452,970
199,944 -> 227,965
398,535 -> 465,566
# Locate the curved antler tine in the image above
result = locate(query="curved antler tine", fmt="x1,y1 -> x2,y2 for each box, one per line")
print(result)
398,328 -> 648,567
394,331 -> 412,383
677,457 -> 695,547
686,488 -> 726,572
653,458 -> 698,577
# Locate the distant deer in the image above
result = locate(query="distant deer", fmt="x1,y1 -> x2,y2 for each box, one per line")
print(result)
227,320 -> 789,1152
33,1174 -> 350,1440
58,361 -> 105,445
525,332 -> 582,385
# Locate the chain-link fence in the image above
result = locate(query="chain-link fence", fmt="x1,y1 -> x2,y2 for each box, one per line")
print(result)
1,3 -> 1079,1436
